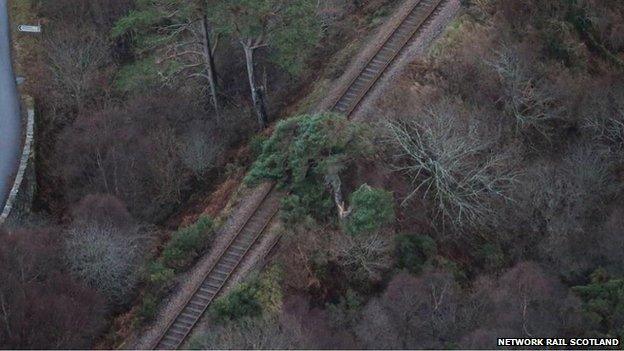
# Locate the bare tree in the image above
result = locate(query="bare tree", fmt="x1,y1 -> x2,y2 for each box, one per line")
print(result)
44,25 -> 111,113
64,195 -> 145,305
331,232 -> 393,283
178,123 -> 224,177
0,229 -> 105,349
582,82 -> 624,152
488,46 -> 563,139
385,99 -> 517,231
523,144 -> 617,280
356,270 -> 461,349
461,262 -> 584,347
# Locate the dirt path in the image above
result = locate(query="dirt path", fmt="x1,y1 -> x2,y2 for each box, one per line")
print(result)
127,1 -> 462,349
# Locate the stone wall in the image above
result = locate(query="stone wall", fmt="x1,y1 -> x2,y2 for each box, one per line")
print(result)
0,96 -> 35,227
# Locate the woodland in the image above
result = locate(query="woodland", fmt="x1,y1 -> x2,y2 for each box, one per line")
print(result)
1,0 -> 623,349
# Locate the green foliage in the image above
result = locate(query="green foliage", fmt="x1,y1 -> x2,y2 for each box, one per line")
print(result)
208,0 -> 321,75
114,57 -> 161,92
112,0 -> 196,42
111,7 -> 161,38
395,234 -> 437,274
211,283 -> 263,321
573,274 -> 624,339
246,113 -> 365,185
249,134 -> 268,160
112,0 -> 204,91
145,260 -> 175,291
162,216 -> 215,270
280,179 -> 334,224
435,256 -> 468,283
211,267 -> 282,322
345,185 -> 395,235
247,113 -> 369,223
132,217 -> 214,327
135,292 -> 159,324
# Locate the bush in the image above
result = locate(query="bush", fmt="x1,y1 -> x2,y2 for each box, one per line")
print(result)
211,268 -> 282,322
395,234 -> 437,274
345,185 -> 395,235
328,290 -> 363,330
249,134 -> 268,160
65,195 -> 143,306
211,283 -> 264,322
162,216 -> 214,270
135,292 -> 160,324
146,260 -> 175,291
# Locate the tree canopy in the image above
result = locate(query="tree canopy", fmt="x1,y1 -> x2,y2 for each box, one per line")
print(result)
207,0 -> 321,74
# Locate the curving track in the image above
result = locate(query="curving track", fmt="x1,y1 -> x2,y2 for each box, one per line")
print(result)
150,0 -> 446,348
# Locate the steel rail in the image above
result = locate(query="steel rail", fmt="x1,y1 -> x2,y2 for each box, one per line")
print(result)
149,1 -> 448,348
330,0 -> 445,117
151,183 -> 278,349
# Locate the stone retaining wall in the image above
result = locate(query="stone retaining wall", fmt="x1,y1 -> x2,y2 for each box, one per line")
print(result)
0,95 -> 35,227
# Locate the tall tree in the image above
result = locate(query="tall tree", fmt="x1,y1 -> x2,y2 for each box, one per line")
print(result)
208,0 -> 321,128
113,0 -> 220,112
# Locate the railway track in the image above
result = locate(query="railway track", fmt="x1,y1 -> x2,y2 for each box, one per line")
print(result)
150,0 -> 446,349
331,0 -> 445,116
152,186 -> 281,350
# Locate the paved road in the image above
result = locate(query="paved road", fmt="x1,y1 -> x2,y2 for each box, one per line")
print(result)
0,0 -> 21,211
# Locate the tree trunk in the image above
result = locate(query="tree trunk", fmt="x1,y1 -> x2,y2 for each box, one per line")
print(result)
242,42 -> 269,129
326,174 -> 351,219
202,15 -> 219,113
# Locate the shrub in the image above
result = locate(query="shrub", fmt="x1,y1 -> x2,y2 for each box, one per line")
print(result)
345,185 -> 395,235
395,234 -> 437,274
65,195 -> 144,306
188,314 -> 308,350
146,260 -> 175,291
65,218 -> 143,306
135,292 -> 160,324
328,290 -> 363,330
249,134 -> 268,159
211,283 -> 264,322
211,268 -> 282,322
162,216 -> 214,270
178,124 -> 224,176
